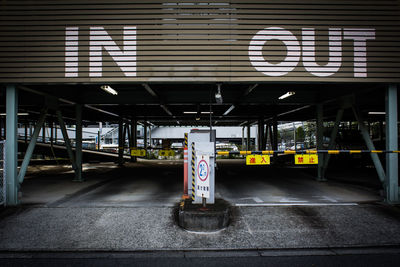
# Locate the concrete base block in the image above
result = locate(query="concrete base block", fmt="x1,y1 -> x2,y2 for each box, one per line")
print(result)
178,198 -> 231,232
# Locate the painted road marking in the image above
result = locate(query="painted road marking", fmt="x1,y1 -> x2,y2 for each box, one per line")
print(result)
235,203 -> 358,207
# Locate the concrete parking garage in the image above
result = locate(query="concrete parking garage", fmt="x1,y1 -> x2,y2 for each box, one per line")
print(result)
0,0 -> 400,265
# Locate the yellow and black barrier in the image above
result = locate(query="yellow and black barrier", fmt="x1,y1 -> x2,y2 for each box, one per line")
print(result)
219,150 -> 399,166
217,150 -> 400,156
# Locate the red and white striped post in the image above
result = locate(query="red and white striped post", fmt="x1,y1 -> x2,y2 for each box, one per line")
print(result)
182,133 -> 189,199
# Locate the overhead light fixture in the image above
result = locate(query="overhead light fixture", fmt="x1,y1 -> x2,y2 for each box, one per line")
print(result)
368,111 -> 386,115
278,91 -> 295,100
0,112 -> 29,116
176,120 -> 180,125
223,105 -> 235,116
183,111 -> 197,114
201,111 -> 213,114
215,84 -> 223,104
196,117 -> 200,121
100,85 -> 118,95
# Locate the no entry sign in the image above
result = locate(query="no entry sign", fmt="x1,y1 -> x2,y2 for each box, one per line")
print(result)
196,154 -> 210,199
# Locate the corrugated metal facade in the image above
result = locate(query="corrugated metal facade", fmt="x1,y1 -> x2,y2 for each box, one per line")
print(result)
0,0 -> 399,83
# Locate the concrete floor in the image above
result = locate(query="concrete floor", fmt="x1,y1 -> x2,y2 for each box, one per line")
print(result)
1,159 -> 399,254
19,159 -> 381,207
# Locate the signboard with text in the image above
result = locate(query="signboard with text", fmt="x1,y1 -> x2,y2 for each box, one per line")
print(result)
196,154 -> 210,199
295,154 -> 319,165
0,1 -> 399,83
246,155 -> 270,165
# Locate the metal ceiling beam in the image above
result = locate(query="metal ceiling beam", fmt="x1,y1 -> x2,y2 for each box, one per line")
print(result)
142,83 -> 176,120
18,85 -> 120,118
223,84 -> 258,117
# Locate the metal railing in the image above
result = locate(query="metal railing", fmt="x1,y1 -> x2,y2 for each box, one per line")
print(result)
0,141 -> 5,206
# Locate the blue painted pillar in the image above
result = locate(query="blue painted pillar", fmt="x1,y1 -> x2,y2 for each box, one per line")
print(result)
5,85 -> 18,206
385,84 -> 399,203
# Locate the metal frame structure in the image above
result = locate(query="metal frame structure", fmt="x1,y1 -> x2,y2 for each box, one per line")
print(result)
0,140 -> 5,206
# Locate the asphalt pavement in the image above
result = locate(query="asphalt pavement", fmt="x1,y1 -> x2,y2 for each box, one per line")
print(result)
0,159 -> 399,266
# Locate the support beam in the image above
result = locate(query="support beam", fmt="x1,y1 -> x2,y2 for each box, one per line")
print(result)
385,84 -> 399,203
258,117 -> 264,150
17,108 -> 48,184
144,123 -> 148,150
56,110 -> 77,171
50,120 -> 54,145
352,106 -> 386,184
246,125 -> 251,150
130,119 -> 137,162
241,126 -> 245,150
74,104 -> 83,182
24,122 -> 28,145
149,126 -> 152,148
118,117 -> 124,166
0,117 -> 3,139
272,116 -> 278,151
322,108 -> 344,178
5,85 -> 18,206
316,104 -> 325,181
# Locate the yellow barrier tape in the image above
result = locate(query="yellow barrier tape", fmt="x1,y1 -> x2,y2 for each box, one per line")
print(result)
261,150 -> 274,155
284,150 -> 295,154
217,151 -> 230,156
306,150 -> 317,154
328,150 -> 340,154
349,150 -> 362,154
371,150 -> 383,153
240,151 -> 251,155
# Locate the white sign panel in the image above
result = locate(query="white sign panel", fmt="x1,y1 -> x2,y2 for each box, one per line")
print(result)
196,154 -> 210,199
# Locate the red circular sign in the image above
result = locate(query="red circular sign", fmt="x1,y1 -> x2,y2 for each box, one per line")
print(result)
197,159 -> 209,182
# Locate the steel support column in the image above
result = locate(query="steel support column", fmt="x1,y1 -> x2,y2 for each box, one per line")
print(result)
322,108 -> 344,178
24,122 -> 28,144
258,117 -> 264,150
56,110 -> 77,171
385,84 -> 399,203
268,124 -> 273,149
5,85 -> 18,206
74,104 -> 83,182
118,117 -> 124,166
149,126 -> 152,148
130,119 -> 137,162
352,107 -> 386,184
272,117 -> 278,151
42,121 -> 46,143
316,104 -> 325,181
144,123 -> 148,150
50,120 -> 53,145
246,125 -> 251,150
241,126 -> 245,150
18,108 -> 48,184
